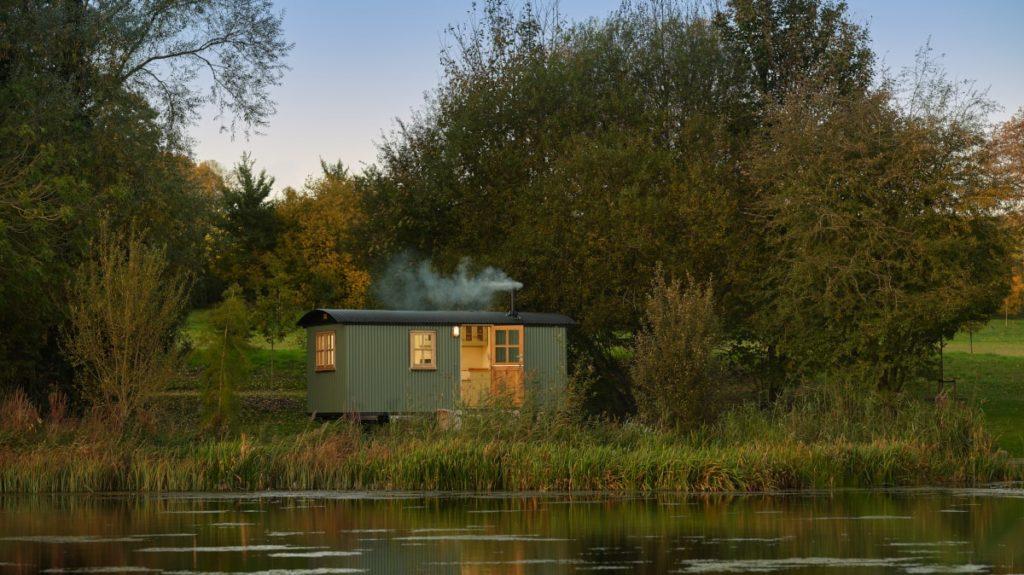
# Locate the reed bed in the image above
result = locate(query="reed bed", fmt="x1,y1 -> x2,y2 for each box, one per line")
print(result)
0,388 -> 1017,493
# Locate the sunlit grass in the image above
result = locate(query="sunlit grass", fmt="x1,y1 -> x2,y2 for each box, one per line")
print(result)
177,309 -> 305,391
938,318 -> 1024,456
1,431 -> 1011,493
944,352 -> 1024,456
946,319 -> 1024,356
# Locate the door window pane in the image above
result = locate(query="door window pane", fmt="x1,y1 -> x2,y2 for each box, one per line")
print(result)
492,327 -> 523,365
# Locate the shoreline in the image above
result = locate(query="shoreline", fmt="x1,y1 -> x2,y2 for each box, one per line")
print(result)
2,435 -> 1017,494
4,484 -> 1024,498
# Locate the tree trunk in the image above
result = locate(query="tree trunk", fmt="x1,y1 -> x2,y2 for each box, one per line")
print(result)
220,326 -> 228,432
938,340 -> 944,398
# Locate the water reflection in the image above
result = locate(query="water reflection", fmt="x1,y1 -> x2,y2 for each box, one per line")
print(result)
0,489 -> 1022,573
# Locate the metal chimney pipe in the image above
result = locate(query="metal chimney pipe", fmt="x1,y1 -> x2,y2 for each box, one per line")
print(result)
508,288 -> 519,318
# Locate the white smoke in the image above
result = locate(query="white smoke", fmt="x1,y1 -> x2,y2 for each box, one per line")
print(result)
374,254 -> 522,310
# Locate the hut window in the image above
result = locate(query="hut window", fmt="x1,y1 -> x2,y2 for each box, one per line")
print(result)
315,331 -> 335,372
410,330 -> 436,370
493,326 -> 523,365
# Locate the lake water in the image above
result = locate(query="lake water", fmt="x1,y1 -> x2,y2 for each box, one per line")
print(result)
1,488 -> 1023,574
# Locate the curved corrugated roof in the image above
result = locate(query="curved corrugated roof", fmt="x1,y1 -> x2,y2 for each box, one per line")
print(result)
297,308 -> 575,328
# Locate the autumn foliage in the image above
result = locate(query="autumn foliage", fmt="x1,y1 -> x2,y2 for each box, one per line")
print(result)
274,162 -> 371,309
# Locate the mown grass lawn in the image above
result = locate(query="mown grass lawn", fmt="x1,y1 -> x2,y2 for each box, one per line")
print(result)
945,319 -> 1024,456
946,318 -> 1024,356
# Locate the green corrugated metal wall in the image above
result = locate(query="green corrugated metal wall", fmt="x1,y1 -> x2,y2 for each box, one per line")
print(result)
524,326 -> 568,403
306,323 -> 567,414
345,324 -> 459,413
306,326 -> 345,413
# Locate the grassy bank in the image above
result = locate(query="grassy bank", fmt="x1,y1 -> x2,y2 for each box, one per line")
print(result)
2,435 -> 1010,493
0,387 -> 1017,493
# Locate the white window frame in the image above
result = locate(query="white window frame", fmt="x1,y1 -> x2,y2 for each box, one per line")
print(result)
409,330 -> 437,370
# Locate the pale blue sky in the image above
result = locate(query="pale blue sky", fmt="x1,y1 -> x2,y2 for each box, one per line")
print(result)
191,0 -> 1024,190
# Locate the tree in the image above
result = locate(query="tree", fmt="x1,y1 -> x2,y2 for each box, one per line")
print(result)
990,109 -> 1024,205
630,273 -> 721,429
195,161 -> 228,197
221,153 -> 278,253
0,0 -> 289,397
1002,267 -> 1024,326
362,1 -> 748,338
107,0 -> 292,142
63,224 -> 189,430
991,110 -> 1024,327
275,161 -> 370,308
748,72 -> 1011,390
213,153 -> 280,294
200,286 -> 251,433
713,0 -> 874,101
192,161 -> 230,304
253,255 -> 302,386
357,0 -> 875,412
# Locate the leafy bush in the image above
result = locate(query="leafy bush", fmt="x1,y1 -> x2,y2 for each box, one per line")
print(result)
749,74 -> 1011,390
63,224 -> 189,431
630,273 -> 722,429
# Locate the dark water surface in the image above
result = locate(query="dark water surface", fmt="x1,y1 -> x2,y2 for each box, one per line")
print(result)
1,488 -> 1023,574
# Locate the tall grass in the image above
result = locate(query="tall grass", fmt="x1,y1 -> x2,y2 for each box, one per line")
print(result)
0,388 -> 41,441
0,384 -> 1016,493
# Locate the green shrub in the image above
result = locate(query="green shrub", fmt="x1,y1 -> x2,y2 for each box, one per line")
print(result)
199,286 -> 251,433
630,273 -> 721,429
63,224 -> 188,431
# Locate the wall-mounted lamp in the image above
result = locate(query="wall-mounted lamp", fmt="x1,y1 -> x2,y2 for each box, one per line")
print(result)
451,325 -> 461,338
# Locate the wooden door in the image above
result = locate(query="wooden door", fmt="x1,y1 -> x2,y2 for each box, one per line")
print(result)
490,326 -> 524,406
